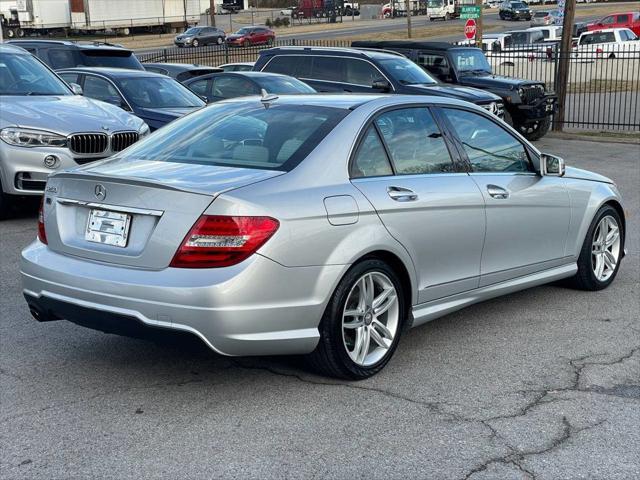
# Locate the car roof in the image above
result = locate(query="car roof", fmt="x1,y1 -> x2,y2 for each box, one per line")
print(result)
218,62 -> 255,66
5,39 -> 132,51
184,71 -> 297,83
352,40 -> 456,51
0,43 -> 30,54
219,93 -> 480,112
259,46 -> 405,60
57,67 -> 165,78
582,28 -> 627,34
144,63 -> 222,72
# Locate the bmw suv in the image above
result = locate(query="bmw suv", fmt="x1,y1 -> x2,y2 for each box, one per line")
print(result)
0,44 -> 149,217
254,47 -> 504,117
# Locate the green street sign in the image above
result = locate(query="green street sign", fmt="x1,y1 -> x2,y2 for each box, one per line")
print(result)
460,6 -> 481,19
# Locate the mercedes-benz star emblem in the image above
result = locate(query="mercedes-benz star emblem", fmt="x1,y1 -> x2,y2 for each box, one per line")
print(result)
94,184 -> 106,201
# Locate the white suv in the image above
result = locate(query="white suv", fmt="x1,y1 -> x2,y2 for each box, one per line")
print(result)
0,44 -> 149,217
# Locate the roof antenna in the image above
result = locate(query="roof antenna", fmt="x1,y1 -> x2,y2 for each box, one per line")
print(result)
260,89 -> 278,109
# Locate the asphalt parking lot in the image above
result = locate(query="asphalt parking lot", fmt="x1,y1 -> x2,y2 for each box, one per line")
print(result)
1,135 -> 638,479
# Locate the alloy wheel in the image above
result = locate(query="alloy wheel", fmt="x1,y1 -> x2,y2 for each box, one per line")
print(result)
591,215 -> 621,282
342,272 -> 399,367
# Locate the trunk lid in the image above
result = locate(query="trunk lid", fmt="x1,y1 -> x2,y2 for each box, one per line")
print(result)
43,160 -> 284,269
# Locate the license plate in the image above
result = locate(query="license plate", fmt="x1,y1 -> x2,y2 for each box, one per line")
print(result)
85,209 -> 131,247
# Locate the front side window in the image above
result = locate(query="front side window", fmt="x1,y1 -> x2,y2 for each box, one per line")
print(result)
187,78 -> 210,97
450,50 -> 492,74
117,104 -> 348,171
442,108 -> 531,173
0,52 -> 71,96
212,75 -> 259,99
262,55 -> 312,78
344,59 -> 382,86
351,126 -> 393,178
601,15 -> 615,25
83,75 -> 122,103
377,57 -> 438,85
375,108 -> 454,175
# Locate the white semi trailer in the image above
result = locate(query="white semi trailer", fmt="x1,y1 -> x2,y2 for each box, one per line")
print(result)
0,0 -> 70,36
70,0 -> 201,34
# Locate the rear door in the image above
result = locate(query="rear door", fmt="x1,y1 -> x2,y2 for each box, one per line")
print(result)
439,107 -> 571,286
350,106 -> 486,303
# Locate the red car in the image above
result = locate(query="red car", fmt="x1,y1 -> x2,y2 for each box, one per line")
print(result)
587,12 -> 640,37
226,26 -> 276,47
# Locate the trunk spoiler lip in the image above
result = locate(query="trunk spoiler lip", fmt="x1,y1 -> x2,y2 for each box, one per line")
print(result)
48,170 -> 286,198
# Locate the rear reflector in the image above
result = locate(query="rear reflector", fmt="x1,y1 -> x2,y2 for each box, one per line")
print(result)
38,197 -> 48,244
170,215 -> 279,268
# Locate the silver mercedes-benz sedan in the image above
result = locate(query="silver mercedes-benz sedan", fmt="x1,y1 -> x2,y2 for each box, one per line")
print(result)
21,94 -> 626,379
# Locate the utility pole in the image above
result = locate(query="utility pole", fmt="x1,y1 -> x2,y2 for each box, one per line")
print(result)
405,0 -> 412,38
475,0 -> 483,49
210,0 -> 217,27
553,0 -> 576,132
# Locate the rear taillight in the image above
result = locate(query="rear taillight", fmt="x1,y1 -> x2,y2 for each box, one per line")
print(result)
170,215 -> 279,268
37,197 -> 48,244
596,48 -> 604,54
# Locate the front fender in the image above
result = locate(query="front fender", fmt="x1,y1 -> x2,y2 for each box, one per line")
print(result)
565,179 -> 625,258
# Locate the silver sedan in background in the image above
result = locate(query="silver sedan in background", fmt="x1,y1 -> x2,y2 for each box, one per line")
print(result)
21,94 -> 626,379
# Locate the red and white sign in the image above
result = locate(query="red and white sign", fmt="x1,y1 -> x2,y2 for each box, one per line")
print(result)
464,19 -> 477,40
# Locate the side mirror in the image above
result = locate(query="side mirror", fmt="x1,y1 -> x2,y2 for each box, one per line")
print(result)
371,78 -> 391,92
540,153 -> 565,176
69,83 -> 83,95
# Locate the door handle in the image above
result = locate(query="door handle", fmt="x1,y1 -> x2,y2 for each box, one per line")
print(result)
487,184 -> 510,199
387,186 -> 418,202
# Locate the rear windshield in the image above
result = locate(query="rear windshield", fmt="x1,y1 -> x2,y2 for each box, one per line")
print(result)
117,103 -> 348,171
256,76 -> 316,94
80,50 -> 144,70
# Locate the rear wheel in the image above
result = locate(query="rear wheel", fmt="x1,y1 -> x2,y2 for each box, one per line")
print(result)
567,205 -> 623,291
308,259 -> 406,379
243,39 -> 250,47
217,36 -> 223,45
445,12 -> 450,21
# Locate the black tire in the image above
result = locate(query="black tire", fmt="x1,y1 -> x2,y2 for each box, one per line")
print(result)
445,12 -> 450,21
608,53 -> 616,59
513,115 -> 552,141
307,259 -> 407,379
217,36 -> 223,45
243,39 -> 250,48
192,39 -> 199,47
0,180 -> 11,220
267,37 -> 274,46
566,205 -> 624,291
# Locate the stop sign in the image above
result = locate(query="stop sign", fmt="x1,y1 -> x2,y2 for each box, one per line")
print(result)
464,19 -> 477,40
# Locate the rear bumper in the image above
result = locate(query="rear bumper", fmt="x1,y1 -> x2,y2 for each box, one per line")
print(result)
21,241 -> 347,356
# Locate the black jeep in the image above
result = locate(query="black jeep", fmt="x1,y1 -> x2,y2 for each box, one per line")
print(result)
352,41 -> 557,141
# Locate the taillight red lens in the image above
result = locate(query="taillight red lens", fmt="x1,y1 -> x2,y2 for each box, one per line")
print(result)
37,197 -> 48,244
170,215 -> 279,268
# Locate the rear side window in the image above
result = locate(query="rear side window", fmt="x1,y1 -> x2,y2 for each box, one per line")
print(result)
351,126 -> 393,178
48,49 -> 77,69
312,57 -> 344,82
118,104 -> 348,171
262,55 -> 312,78
212,76 -> 259,99
616,14 -> 629,23
375,108 -> 454,175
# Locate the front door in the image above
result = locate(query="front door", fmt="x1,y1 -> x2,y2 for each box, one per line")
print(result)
350,106 -> 486,303
439,107 -> 571,286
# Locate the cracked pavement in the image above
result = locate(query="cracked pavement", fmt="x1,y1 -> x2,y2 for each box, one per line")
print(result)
1,136 -> 639,479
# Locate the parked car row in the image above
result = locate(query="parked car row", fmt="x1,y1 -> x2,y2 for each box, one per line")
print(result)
174,25 -> 276,48
2,36 -> 565,217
